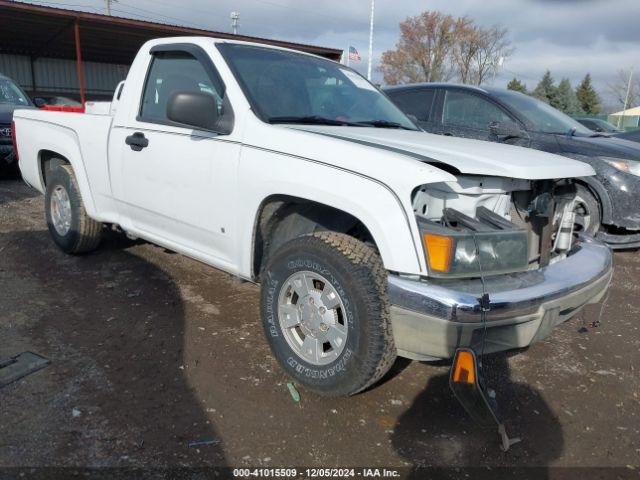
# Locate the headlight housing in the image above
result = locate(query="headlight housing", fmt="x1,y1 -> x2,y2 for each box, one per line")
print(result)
602,157 -> 640,176
418,209 -> 529,278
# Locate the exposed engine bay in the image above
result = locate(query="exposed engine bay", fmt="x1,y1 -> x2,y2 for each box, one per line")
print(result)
412,176 -> 578,277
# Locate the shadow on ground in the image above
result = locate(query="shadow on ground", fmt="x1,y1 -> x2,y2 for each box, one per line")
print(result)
391,354 -> 564,478
0,175 -> 39,206
0,228 -> 227,469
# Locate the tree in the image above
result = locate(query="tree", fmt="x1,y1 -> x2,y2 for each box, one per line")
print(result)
576,74 -> 601,114
607,68 -> 640,111
378,11 -> 458,85
451,17 -> 480,84
532,71 -> 561,109
378,11 -> 513,86
507,78 -> 527,94
556,78 -> 583,115
472,25 -> 513,85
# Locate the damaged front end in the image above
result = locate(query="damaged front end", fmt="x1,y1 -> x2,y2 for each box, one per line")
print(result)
411,176 -> 580,277
398,175 -> 612,449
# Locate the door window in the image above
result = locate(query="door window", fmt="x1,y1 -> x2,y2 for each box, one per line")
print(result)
388,89 -> 435,122
442,90 -> 511,130
139,51 -> 224,124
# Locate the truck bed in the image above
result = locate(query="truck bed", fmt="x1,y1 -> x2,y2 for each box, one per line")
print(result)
14,109 -> 116,220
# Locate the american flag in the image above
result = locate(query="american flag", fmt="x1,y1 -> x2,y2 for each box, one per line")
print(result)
348,46 -> 361,62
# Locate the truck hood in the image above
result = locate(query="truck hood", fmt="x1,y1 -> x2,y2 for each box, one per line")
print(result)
292,126 -> 595,180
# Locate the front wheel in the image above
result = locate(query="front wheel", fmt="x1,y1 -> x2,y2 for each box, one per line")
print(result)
260,232 -> 396,397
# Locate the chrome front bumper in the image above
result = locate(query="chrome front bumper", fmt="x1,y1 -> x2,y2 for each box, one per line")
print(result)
388,236 -> 614,360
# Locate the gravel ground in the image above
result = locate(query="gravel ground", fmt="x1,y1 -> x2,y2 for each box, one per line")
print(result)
0,177 -> 638,477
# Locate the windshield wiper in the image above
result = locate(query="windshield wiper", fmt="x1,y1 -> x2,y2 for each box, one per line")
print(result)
268,115 -> 358,126
354,120 -> 415,130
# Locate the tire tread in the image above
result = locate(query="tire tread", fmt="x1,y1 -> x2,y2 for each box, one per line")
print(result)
310,231 -> 396,395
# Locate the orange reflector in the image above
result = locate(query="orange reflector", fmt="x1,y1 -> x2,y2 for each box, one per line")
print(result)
452,350 -> 476,385
423,233 -> 453,272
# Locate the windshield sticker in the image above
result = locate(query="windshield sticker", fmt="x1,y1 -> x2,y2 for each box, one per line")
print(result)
340,69 -> 378,92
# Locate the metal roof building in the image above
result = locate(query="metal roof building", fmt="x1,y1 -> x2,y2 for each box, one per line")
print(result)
0,0 -> 343,102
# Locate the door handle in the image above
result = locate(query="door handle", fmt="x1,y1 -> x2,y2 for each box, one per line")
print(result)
125,132 -> 149,151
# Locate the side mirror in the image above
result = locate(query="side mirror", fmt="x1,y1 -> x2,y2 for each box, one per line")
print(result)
33,97 -> 46,108
167,91 -> 219,131
489,120 -> 526,140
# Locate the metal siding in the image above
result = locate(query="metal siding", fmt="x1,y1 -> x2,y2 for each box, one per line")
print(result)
0,53 -> 129,96
0,54 -> 33,88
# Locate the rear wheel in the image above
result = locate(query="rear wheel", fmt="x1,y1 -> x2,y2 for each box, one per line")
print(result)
573,184 -> 601,236
45,163 -> 102,254
260,231 -> 396,397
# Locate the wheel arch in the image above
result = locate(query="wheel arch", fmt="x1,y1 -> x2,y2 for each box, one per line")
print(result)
251,194 -> 380,280
37,146 -> 98,217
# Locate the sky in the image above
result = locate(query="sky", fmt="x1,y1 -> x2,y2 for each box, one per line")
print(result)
22,0 -> 640,109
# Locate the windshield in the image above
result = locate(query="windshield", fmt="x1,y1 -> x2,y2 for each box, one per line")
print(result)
592,119 -> 619,132
491,89 -> 591,135
218,43 -> 417,129
0,78 -> 30,106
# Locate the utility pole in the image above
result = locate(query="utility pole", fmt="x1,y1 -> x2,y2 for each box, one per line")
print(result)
105,0 -> 117,15
230,12 -> 240,35
620,67 -> 634,129
367,0 -> 375,80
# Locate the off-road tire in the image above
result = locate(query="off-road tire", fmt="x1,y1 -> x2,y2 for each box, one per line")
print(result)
574,184 -> 601,236
261,231 -> 396,396
45,163 -> 102,254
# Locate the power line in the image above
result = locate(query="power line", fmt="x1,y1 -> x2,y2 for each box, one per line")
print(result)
19,0 -> 101,12
247,0 -> 368,26
112,2 -> 216,30
127,0 -> 246,25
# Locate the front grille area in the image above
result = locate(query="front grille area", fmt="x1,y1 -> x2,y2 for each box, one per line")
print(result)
0,124 -> 11,145
511,180 -> 577,268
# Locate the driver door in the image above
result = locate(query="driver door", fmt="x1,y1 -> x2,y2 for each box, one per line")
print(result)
116,47 -> 240,265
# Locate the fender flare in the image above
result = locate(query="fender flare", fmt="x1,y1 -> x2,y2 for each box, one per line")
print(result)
35,125 -> 98,218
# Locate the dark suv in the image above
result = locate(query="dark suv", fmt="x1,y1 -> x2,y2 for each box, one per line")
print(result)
0,73 -> 33,174
385,83 -> 640,248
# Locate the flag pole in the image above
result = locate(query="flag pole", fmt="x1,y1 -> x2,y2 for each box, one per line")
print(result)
620,67 -> 634,129
367,0 -> 375,80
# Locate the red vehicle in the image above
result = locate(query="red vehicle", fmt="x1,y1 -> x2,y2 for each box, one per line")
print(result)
34,96 -> 85,113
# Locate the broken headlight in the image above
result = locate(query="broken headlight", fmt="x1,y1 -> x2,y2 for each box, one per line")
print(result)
418,207 -> 529,278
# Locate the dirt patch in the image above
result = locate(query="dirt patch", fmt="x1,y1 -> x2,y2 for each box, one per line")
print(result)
0,178 -> 638,470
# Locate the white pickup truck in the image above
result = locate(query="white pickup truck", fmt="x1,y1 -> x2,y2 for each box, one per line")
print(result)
13,37 -> 612,397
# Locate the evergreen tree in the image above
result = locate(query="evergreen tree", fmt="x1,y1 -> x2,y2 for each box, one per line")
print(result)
576,73 -> 601,114
507,78 -> 527,94
533,70 -> 561,109
557,78 -> 583,114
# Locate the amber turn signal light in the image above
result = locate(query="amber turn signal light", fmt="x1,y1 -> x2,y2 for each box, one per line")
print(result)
452,349 -> 476,385
423,233 -> 453,272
